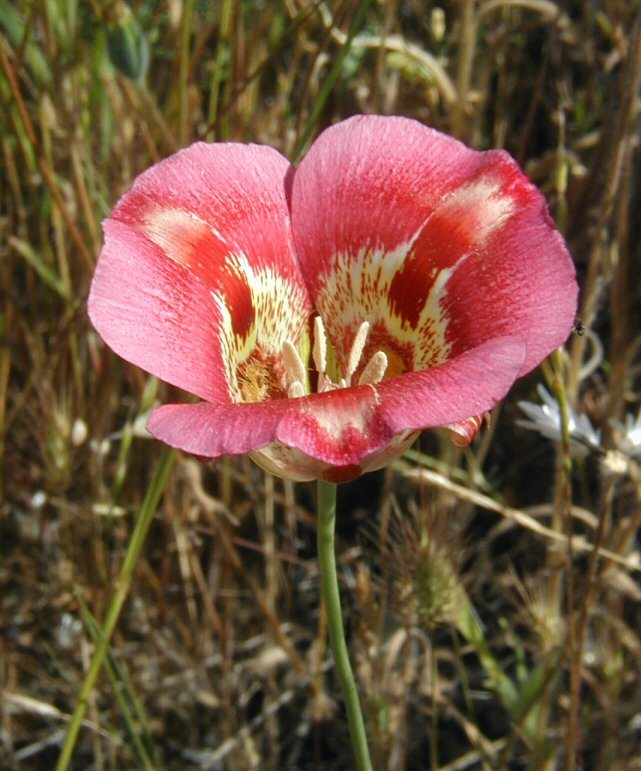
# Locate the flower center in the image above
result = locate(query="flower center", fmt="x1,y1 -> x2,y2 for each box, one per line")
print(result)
282,316 -> 388,398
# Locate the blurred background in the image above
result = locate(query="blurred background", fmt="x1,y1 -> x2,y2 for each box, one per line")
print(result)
2,0 -> 641,768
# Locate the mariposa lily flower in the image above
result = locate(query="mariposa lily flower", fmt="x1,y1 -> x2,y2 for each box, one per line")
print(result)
88,115 -> 578,482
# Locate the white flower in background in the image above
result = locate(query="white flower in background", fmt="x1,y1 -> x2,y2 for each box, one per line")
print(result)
517,384 -> 601,457
611,411 -> 641,459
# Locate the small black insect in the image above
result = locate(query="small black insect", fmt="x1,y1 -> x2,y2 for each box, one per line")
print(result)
573,315 -> 585,336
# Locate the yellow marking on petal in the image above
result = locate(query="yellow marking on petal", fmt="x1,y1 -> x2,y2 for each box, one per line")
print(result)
238,358 -> 273,403
315,176 -> 517,375
210,260 -> 311,402
315,241 -> 450,373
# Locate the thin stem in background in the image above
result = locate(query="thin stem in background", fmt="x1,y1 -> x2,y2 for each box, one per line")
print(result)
78,596 -> 162,771
207,0 -> 234,140
178,0 -> 194,146
429,627 -> 439,770
293,0 -> 373,163
54,449 -> 177,771
316,479 -> 373,771
453,0 -> 476,141
549,348 -> 577,770
0,40 -> 94,270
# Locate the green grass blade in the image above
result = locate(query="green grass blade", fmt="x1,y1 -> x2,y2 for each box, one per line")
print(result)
55,449 -> 177,771
77,596 -> 163,771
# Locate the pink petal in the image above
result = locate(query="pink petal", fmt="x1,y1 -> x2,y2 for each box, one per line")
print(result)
112,142 -> 301,284
291,115 -> 487,263
440,198 -> 578,375
147,386 -> 391,469
290,115 -> 577,375
374,337 -> 526,433
88,220 -> 229,402
90,142 -> 312,402
290,115 -> 497,367
148,336 -> 526,480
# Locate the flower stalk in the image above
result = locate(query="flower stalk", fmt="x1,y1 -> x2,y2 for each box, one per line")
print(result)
317,480 -> 373,771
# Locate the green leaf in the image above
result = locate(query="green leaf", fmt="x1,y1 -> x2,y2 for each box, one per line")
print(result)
106,3 -> 149,83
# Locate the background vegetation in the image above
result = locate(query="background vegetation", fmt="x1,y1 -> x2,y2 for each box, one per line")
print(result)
2,0 -> 641,768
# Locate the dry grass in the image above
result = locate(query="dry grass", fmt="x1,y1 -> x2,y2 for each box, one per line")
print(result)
2,0 -> 641,768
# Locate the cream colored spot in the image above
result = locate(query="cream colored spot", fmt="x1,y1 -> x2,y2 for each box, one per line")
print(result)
305,385 -> 378,442
141,208 -> 228,267
436,178 -> 515,244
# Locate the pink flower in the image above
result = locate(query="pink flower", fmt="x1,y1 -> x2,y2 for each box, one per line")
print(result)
88,116 -> 578,483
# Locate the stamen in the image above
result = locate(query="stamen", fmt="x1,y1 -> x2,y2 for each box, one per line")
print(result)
288,381 -> 306,398
282,316 -> 383,399
282,340 -> 307,387
346,321 -> 370,379
313,316 -> 327,374
358,351 -> 388,385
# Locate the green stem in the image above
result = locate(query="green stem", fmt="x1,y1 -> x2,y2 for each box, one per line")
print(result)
178,0 -> 194,146
55,449 -> 177,771
317,480 -> 372,771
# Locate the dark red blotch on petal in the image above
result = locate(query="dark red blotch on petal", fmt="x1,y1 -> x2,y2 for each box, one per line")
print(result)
388,249 -> 433,329
223,267 -> 255,339
387,181 -> 507,329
